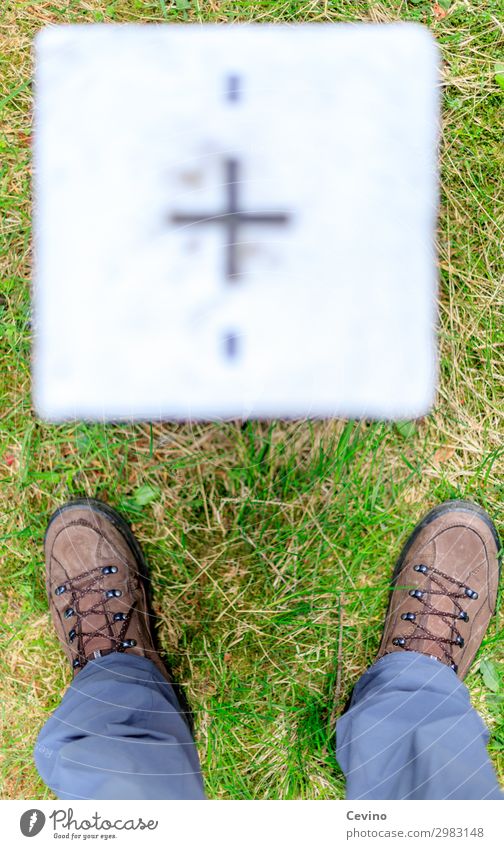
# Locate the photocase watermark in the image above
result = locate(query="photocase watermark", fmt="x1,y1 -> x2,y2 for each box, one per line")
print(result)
19,807 -> 158,840
20,809 -> 46,837
49,809 -> 158,833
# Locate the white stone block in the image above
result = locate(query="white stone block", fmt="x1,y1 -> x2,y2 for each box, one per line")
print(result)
33,23 -> 439,421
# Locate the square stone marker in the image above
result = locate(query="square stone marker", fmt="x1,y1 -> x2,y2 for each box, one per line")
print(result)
33,24 -> 439,421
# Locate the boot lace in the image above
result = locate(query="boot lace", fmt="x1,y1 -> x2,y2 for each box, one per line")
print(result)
391,563 -> 478,673
54,564 -> 137,669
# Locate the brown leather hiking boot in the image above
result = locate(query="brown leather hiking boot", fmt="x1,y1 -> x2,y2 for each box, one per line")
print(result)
44,498 -> 170,679
376,500 -> 501,679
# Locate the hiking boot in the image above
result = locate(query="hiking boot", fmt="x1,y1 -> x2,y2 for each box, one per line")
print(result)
377,500 -> 501,679
44,497 -> 169,679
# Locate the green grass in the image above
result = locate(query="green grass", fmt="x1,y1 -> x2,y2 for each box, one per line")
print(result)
0,0 -> 503,799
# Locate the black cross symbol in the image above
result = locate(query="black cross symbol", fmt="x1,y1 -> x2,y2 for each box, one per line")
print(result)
171,158 -> 290,281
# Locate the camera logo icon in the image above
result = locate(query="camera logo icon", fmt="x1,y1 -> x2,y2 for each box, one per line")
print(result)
19,809 -> 46,837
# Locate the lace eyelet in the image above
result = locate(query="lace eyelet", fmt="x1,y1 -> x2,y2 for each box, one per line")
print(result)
393,637 -> 406,647
458,611 -> 469,622
413,564 -> 428,574
105,589 -> 122,599
68,628 -> 76,642
120,639 -> 137,648
113,612 -> 127,622
55,585 -> 66,596
464,588 -> 478,600
72,658 -> 81,669
409,589 -> 424,599
401,612 -> 416,621
64,607 -> 75,619
102,566 -> 118,575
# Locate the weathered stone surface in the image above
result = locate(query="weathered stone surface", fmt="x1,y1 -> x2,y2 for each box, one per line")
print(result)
33,24 -> 439,420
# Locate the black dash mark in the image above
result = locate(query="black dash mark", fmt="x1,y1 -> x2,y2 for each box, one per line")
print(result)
223,332 -> 239,360
227,74 -> 242,103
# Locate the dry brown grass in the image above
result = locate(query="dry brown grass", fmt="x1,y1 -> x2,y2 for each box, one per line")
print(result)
1,0 -> 503,799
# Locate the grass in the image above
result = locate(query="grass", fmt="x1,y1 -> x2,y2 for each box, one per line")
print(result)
0,0 -> 503,799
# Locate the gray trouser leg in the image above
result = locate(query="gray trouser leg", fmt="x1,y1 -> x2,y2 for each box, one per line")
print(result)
34,653 -> 205,800
336,652 -> 502,800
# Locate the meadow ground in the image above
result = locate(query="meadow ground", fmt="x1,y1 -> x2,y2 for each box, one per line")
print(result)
0,0 -> 503,798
